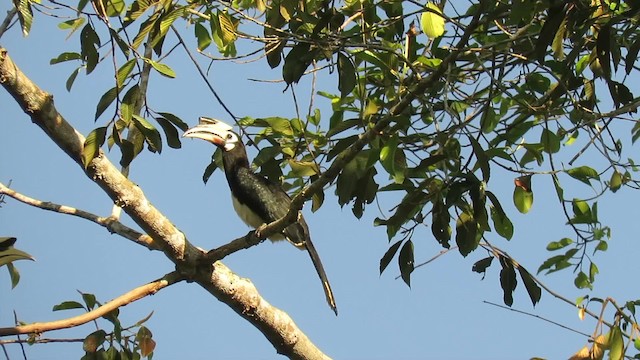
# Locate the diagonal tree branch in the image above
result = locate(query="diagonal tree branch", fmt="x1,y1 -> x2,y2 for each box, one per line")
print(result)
0,182 -> 159,250
0,47 -> 331,360
0,271 -> 184,336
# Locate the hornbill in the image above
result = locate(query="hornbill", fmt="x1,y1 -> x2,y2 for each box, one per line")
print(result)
183,117 -> 338,315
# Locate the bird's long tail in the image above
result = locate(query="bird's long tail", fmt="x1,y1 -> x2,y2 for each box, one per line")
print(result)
304,237 -> 338,315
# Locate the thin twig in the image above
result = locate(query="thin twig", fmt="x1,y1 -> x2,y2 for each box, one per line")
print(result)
0,182 -> 159,250
0,271 -> 184,337
0,7 -> 17,39
483,301 -> 591,337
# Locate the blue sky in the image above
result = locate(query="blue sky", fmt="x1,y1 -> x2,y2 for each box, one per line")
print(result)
1,2 -> 638,359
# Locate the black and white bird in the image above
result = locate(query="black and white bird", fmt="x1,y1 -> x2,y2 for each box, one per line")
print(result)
183,117 -> 337,315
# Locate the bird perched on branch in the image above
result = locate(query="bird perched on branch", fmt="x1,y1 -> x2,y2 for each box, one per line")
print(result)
183,117 -> 337,315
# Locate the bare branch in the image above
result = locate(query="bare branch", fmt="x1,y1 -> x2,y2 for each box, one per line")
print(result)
0,182 -> 159,250
0,271 -> 184,337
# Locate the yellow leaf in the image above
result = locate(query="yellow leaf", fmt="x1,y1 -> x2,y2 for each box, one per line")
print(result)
421,2 -> 445,39
568,345 -> 590,360
578,307 -> 585,320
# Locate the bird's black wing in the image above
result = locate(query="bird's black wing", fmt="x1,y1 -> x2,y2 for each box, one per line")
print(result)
229,167 -> 338,314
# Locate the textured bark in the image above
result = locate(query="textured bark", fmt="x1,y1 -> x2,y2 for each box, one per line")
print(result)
0,46 -> 330,360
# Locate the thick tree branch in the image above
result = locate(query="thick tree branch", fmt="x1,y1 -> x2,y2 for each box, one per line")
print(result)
0,182 -> 158,250
0,271 -> 183,336
0,46 -> 331,359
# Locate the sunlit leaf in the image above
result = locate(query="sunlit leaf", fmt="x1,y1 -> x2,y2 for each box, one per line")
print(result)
420,2 -> 445,39
82,127 -> 107,168
513,186 -> 533,214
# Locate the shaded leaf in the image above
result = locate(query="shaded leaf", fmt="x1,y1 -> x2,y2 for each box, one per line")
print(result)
516,266 -> 542,306
132,115 -> 163,153
472,256 -> 493,275
66,67 -> 81,92
52,301 -> 85,311
83,330 -> 106,353
337,52 -> 356,98
379,240 -> 402,274
499,257 -> 517,306
455,211 -> 478,257
155,116 -> 182,149
398,240 -> 414,287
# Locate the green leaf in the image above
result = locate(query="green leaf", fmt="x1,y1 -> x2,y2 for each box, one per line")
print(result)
132,115 -> 163,153
574,271 -> 591,289
195,23 -> 212,51
431,197 -> 451,247
104,0 -> 125,17
15,0 -> 34,36
546,237 -> 573,251
480,107 -> 497,133
499,257 -> 517,307
155,116 -> 182,149
398,240 -> 414,287
513,186 -> 533,214
516,266 -> 542,306
146,59 -> 176,78
609,170 -> 622,192
137,326 -> 156,357
420,2 -> 445,39
95,87 -> 118,120
456,211 -> 478,257
117,59 -> 137,89
472,256 -> 493,274
83,330 -> 107,353
486,191 -> 513,240
81,292 -> 98,310
80,24 -> 101,74
379,240 -> 403,275
82,127 -> 107,168
566,166 -> 600,186
540,128 -> 560,154
0,247 -> 34,267
608,326 -> 623,360
288,160 -> 320,177
52,301 -> 85,311
469,136 -> 490,182
337,52 -> 356,98
157,112 -> 188,131
283,43 -> 314,84
50,52 -> 82,65
265,117 -> 293,136
217,11 -> 238,44
7,263 -> 20,289
66,67 -> 81,92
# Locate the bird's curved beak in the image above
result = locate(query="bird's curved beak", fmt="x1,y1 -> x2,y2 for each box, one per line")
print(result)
183,117 -> 233,147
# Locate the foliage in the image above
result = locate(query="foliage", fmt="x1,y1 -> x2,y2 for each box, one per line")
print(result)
51,292 -> 156,359
0,236 -> 34,289
6,0 -> 640,357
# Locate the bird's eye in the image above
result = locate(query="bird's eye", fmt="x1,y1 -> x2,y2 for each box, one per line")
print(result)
227,134 -> 234,140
